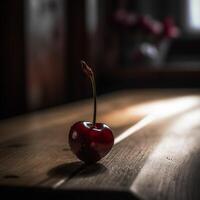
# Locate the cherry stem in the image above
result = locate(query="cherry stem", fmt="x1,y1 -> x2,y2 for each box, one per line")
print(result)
81,61 -> 97,126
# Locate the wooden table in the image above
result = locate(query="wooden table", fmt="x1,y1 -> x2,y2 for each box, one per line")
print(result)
1,89 -> 200,200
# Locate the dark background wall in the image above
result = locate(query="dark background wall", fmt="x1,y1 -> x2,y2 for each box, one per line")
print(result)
1,0 -> 200,119
1,0 -> 26,118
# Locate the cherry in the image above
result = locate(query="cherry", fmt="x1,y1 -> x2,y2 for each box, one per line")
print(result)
68,61 -> 114,164
69,121 -> 114,164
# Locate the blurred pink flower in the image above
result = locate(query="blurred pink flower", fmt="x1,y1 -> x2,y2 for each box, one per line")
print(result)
125,13 -> 138,28
162,17 -> 180,38
113,9 -> 128,26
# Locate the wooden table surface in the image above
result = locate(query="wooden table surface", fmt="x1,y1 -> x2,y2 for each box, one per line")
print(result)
1,89 -> 200,200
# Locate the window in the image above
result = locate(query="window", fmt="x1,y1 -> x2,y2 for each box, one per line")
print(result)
187,0 -> 200,31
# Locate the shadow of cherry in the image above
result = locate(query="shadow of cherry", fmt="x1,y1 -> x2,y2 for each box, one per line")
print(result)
48,161 -> 107,178
78,162 -> 107,177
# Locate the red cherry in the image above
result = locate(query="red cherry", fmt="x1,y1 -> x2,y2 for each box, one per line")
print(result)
68,61 -> 114,164
69,121 -> 114,164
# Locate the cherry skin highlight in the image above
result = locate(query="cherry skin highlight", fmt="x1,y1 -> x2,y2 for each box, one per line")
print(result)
69,121 -> 114,164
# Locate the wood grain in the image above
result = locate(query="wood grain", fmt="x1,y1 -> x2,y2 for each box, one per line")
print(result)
0,89 -> 200,199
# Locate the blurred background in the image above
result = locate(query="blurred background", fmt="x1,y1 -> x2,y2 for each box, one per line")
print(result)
1,0 -> 200,119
